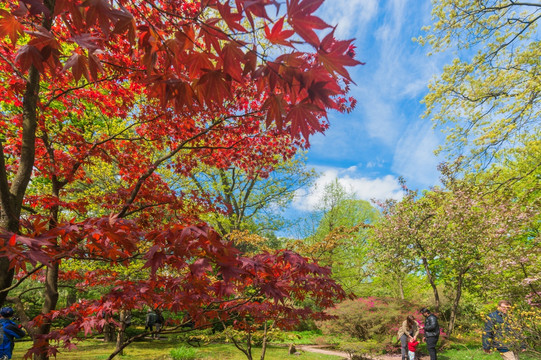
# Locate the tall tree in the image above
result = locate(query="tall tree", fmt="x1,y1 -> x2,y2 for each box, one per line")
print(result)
182,152 -> 315,238
290,179 -> 380,294
372,187 -> 441,308
372,168 -> 536,335
0,0 -> 360,302
419,0 -> 541,170
0,0 -> 361,357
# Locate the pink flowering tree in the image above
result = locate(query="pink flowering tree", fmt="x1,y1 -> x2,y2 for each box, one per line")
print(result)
372,164 -> 537,336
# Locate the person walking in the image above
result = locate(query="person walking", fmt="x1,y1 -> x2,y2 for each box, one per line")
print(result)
145,308 -> 158,338
154,309 -> 164,339
0,307 -> 26,360
397,315 -> 419,360
482,300 -> 526,360
420,307 -> 439,360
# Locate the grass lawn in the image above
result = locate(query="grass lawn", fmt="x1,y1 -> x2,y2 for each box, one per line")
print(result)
438,344 -> 540,360
12,338 -> 343,360
12,336 -> 540,360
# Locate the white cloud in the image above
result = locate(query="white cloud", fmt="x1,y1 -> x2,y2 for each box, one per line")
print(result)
351,0 -> 436,146
319,0 -> 379,40
360,93 -> 401,145
392,122 -> 441,186
292,166 -> 403,212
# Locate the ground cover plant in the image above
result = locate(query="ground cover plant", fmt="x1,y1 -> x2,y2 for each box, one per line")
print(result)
12,338 -> 343,360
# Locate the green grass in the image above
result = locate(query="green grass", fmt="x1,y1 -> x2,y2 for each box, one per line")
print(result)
170,346 -> 199,360
438,344 -> 539,360
12,338 -> 342,360
12,335 -> 539,360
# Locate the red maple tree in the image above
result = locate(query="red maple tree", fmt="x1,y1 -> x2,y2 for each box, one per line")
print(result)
0,0 -> 360,358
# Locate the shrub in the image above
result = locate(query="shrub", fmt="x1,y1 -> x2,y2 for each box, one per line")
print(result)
170,346 -> 199,360
318,297 -> 422,354
339,340 -> 382,359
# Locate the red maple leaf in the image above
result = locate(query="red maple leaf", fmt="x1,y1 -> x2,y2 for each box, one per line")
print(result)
0,10 -> 24,45
317,29 -> 364,83
286,101 -> 325,139
264,17 -> 295,46
62,53 -> 90,82
287,0 -> 329,47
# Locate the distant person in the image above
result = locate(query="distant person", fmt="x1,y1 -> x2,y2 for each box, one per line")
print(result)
145,308 -> 158,336
397,315 -> 419,360
154,309 -> 164,339
420,307 -> 439,360
482,300 -> 526,360
0,307 -> 26,360
408,338 -> 419,360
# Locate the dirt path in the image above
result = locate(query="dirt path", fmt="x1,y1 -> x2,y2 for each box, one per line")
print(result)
296,345 -> 350,358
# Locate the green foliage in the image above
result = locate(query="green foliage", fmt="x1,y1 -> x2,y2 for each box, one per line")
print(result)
318,297 -> 421,355
180,152 -> 316,238
338,340 -> 385,359
419,1 -> 541,170
289,179 -> 380,295
439,345 -> 540,360
170,346 -> 199,360
272,330 -> 323,345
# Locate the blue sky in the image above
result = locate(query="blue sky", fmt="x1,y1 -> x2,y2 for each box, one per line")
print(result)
290,0 -> 448,213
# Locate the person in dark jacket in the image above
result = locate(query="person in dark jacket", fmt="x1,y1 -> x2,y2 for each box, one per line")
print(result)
482,300 -> 525,360
420,307 -> 439,360
145,309 -> 158,337
0,307 -> 26,360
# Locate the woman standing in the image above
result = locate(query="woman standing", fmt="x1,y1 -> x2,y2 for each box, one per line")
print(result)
397,315 -> 419,360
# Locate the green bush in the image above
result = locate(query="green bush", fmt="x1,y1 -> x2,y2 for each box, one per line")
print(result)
339,340 -> 383,360
170,346 -> 199,360
318,297 -> 422,354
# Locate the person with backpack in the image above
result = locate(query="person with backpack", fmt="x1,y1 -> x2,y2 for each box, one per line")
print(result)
482,300 -> 526,360
145,309 -> 158,338
154,310 -> 165,339
0,307 -> 25,360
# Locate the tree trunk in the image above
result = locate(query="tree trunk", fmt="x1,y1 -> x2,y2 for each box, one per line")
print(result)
397,276 -> 405,300
104,315 -> 117,343
0,0 -> 54,306
421,257 -> 440,312
33,176 -> 61,360
245,332 -> 253,360
34,263 -> 59,360
0,62 -> 40,304
448,270 -> 466,336
260,322 -> 270,360
115,310 -> 129,356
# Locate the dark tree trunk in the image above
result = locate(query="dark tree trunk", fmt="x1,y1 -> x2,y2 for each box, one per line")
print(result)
0,0 -> 54,307
115,310 -> 130,355
422,257 -> 440,312
104,322 -> 117,343
397,276 -> 405,300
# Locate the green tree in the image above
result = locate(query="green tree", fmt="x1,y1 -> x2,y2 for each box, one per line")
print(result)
290,179 -> 380,294
419,0 -> 541,170
181,153 -> 315,238
371,168 -> 536,335
475,139 -> 541,302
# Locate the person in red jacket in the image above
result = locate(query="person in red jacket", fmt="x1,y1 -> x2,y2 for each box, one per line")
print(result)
407,338 -> 419,360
